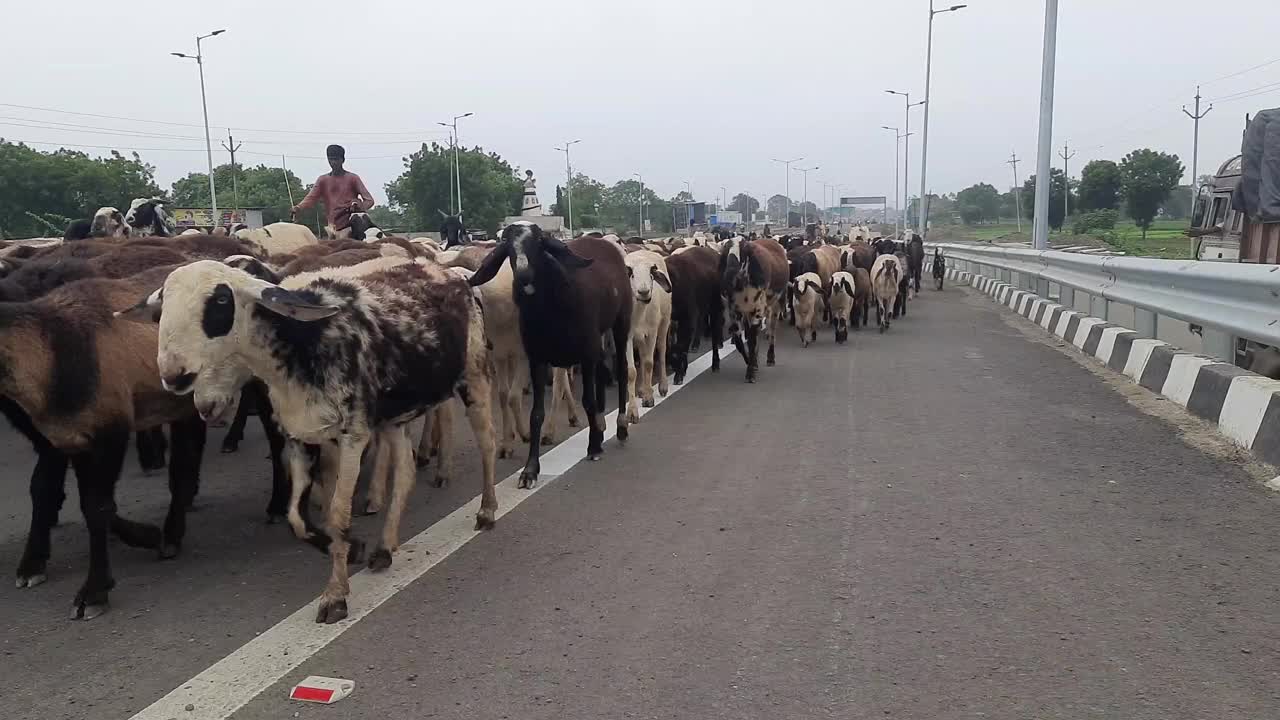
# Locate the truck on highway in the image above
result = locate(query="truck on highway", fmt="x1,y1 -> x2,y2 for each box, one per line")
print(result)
1192,108 -> 1280,263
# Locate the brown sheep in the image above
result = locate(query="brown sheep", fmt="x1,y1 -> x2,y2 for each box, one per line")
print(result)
664,246 -> 725,384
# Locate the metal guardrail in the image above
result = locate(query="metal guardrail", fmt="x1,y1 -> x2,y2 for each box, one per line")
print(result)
929,241 -> 1280,362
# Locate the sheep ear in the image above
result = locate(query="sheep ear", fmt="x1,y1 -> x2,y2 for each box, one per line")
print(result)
651,267 -> 672,292
544,236 -> 593,269
114,286 -> 165,323
254,286 -> 341,321
469,243 -> 510,286
437,209 -> 449,219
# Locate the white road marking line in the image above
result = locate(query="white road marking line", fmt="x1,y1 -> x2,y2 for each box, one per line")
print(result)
130,344 -> 729,720
1161,354 -> 1214,407
1220,375 -> 1280,448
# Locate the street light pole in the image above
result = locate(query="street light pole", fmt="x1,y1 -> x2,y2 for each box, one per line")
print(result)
793,166 -> 819,226
918,1 -> 967,237
633,173 -> 645,234
554,140 -> 582,236
1032,0 -> 1058,250
888,89 -> 927,231
883,126 -> 902,238
772,157 -> 804,225
172,29 -> 226,226
437,113 -> 473,215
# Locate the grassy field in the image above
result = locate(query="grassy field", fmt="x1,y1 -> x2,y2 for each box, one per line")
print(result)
933,219 -> 1192,259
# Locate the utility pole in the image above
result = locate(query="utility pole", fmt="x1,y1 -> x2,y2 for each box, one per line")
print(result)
1183,86 -> 1213,218
633,173 -> 645,234
772,157 -> 803,225
1058,141 -> 1076,221
171,29 -> 226,226
883,126 -> 902,238
554,139 -> 582,236
918,1 -> 968,237
221,130 -> 242,215
1009,152 -> 1023,234
1031,0 -> 1059,250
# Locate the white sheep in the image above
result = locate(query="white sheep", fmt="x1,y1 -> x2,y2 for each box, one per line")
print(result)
870,253 -> 901,332
234,222 -> 320,256
623,250 -> 673,421
790,271 -> 823,347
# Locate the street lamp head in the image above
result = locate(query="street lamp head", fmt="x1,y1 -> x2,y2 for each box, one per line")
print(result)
946,4 -> 966,11
460,112 -> 474,119
886,89 -> 905,96
170,52 -> 190,58
211,29 -> 226,35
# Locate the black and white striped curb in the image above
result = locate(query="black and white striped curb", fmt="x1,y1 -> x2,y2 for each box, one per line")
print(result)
945,266 -> 1280,467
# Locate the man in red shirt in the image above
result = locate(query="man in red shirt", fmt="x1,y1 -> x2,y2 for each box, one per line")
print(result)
291,144 -> 375,232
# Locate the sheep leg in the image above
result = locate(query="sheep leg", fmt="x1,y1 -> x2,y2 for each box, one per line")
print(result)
135,427 -> 167,474
639,332 -> 658,408
69,427 -> 129,620
362,431 -> 391,515
613,325 -> 631,444
655,314 -> 670,398
246,383 -> 290,523
626,337 -> 642,423
710,305 -> 725,373
431,401 -> 455,488
406,414 -> 428,467
315,434 -> 367,624
744,323 -> 759,383
582,360 -> 604,459
285,439 -> 317,541
495,356 -> 517,458
672,309 -> 693,385
16,447 -> 68,588
219,389 -> 252,454
766,307 -> 778,367
519,362 -> 549,488
511,356 -> 531,439
457,368 -> 498,530
160,415 -> 206,560
564,367 -> 583,427
369,425 -> 414,570
542,368 -> 564,445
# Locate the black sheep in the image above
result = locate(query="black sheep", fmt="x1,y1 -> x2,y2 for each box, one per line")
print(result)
470,222 -> 633,487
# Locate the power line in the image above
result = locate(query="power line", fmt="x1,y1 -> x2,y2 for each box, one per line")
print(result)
7,139 -> 408,162
1206,80 -> 1280,104
0,102 -> 451,138
1202,56 -> 1280,86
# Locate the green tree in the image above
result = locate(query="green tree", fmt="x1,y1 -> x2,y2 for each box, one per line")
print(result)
548,172 -> 606,230
0,140 -> 162,238
1000,190 -> 1022,221
955,183 -> 1001,225
1021,169 -> 1072,230
171,163 -> 316,226
729,193 -> 760,220
386,142 -> 523,234
368,205 -> 409,230
1119,149 -> 1184,238
1078,159 -> 1121,211
1161,185 -> 1194,219
766,194 -> 790,222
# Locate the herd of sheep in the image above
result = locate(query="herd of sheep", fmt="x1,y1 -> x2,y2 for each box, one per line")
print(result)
0,199 -> 946,624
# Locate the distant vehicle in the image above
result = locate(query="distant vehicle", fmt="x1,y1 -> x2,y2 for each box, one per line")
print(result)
1193,109 -> 1280,264
1191,155 -> 1244,262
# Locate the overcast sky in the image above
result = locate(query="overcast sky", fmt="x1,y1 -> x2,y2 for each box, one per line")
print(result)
3,0 -> 1277,211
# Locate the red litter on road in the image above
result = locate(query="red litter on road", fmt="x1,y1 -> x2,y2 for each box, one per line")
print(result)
289,676 -> 355,704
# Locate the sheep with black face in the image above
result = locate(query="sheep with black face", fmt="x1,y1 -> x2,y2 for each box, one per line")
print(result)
121,258 -> 497,624
469,221 -> 633,488
124,198 -> 177,237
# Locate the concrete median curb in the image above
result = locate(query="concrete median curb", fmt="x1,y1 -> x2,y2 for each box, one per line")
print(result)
946,267 -> 1280,467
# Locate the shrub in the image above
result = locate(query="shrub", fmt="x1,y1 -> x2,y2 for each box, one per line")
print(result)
1073,209 -> 1118,236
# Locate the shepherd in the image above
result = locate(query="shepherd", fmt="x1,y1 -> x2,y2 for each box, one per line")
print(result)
291,144 -> 376,235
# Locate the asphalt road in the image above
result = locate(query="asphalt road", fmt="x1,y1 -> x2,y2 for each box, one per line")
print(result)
5,284 -> 1280,719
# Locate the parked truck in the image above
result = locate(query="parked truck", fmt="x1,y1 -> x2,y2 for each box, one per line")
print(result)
1192,108 -> 1280,263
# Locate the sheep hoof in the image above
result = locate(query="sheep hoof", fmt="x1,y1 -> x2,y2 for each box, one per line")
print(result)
367,548 -> 393,572
642,397 -> 656,408
567,416 -> 580,428
220,440 -> 240,454
315,599 -> 348,624
658,385 -> 669,397
158,543 -> 180,560
616,424 -> 629,443
497,446 -> 512,459
346,538 -> 366,566
432,473 -> 449,488
15,573 -> 46,589
517,469 -> 539,489
71,586 -> 111,620
674,373 -> 686,384
414,453 -> 430,469
475,508 -> 496,530
359,501 -> 380,517
626,410 -> 641,424
540,434 -> 556,445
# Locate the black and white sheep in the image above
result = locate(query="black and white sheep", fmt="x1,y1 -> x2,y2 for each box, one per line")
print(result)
123,258 -> 497,623
124,198 -> 177,237
63,207 -> 128,241
828,271 -> 856,343
720,237 -> 788,383
469,221 -> 633,487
